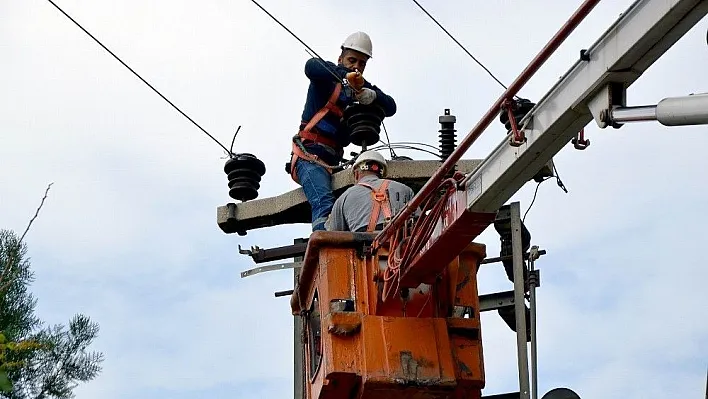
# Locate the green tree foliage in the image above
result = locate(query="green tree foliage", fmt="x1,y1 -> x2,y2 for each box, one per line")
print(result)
0,230 -> 104,398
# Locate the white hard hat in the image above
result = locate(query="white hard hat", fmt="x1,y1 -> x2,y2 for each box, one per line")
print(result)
341,31 -> 373,58
353,150 -> 387,176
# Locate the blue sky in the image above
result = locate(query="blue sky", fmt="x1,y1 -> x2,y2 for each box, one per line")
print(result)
1,1 -> 707,398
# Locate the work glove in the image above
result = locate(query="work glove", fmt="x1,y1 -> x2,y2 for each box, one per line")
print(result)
355,87 -> 377,105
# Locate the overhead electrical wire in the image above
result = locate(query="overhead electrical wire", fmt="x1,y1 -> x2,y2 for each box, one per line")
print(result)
45,0 -> 232,155
410,1 -> 574,220
389,141 -> 441,152
410,0 -> 519,99
369,143 -> 442,159
250,0 -> 345,85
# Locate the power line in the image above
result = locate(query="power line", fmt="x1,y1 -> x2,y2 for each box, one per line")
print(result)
304,49 -> 348,85
410,0 -> 518,97
250,0 -> 345,85
389,141 -> 441,152
370,143 -> 442,159
45,0 -> 232,155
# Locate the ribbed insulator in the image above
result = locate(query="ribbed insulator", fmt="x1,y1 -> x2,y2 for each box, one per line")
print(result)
343,103 -> 386,147
439,109 -> 457,162
223,153 -> 266,202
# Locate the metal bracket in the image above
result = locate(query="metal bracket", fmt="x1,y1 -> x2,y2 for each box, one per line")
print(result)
240,261 -> 302,278
588,83 -> 626,129
479,290 -> 515,312
356,242 -> 374,259
502,98 -> 528,147
571,129 -> 590,150
480,250 -> 547,265
238,241 -> 308,264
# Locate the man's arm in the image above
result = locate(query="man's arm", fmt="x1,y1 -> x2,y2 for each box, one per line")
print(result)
304,58 -> 349,82
365,83 -> 397,117
325,194 -> 349,231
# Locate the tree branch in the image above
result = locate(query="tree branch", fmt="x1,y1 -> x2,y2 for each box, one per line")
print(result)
0,183 -> 54,293
19,183 -> 54,243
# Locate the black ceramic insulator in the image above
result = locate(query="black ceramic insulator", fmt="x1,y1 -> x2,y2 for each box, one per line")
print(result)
223,153 -> 266,202
438,108 -> 457,162
343,103 -> 385,147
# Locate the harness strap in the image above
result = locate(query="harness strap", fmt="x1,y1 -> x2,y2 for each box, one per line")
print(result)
289,141 -> 336,184
301,83 -> 343,134
297,129 -> 339,149
289,83 -> 344,184
358,180 -> 392,232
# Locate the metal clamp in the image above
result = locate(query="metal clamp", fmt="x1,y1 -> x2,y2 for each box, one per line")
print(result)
502,98 -> 527,147
571,128 -> 590,150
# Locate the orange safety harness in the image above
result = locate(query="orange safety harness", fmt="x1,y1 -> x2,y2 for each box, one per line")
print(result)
357,180 -> 393,232
289,83 -> 345,184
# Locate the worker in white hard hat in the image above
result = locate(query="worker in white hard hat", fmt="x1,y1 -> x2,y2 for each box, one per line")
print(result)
325,151 -> 415,233
287,31 -> 397,231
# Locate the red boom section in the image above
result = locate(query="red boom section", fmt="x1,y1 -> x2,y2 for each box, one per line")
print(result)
375,0 -> 602,287
399,190 -> 497,287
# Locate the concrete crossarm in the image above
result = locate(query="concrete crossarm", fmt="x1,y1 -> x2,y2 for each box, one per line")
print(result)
217,159 -> 484,235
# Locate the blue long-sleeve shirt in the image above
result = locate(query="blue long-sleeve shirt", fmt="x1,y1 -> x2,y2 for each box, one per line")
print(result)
299,58 -> 397,165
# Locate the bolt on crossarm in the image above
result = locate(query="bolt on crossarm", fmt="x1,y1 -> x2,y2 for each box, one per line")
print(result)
374,0 -> 602,247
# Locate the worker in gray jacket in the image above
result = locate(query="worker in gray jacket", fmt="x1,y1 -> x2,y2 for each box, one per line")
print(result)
325,150 -> 415,232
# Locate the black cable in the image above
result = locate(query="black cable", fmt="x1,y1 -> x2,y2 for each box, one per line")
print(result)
552,162 -> 569,193
522,177 -> 550,223
391,145 -> 441,158
523,162 -> 569,223
229,125 -> 242,155
389,141 -> 441,152
303,48 -> 349,86
377,140 -> 395,157
410,0 -> 520,99
250,0 -> 345,85
45,0 -> 231,155
371,144 -> 442,159
381,122 -> 397,158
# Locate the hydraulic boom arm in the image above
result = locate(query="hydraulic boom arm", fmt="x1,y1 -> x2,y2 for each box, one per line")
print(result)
384,0 -> 708,288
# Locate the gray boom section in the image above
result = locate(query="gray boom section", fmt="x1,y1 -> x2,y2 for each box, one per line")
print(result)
464,0 -> 708,214
217,159 -> 483,234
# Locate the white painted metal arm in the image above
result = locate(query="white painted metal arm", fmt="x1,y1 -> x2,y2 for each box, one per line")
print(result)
464,0 -> 708,214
